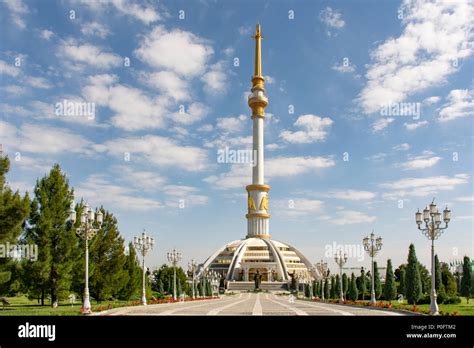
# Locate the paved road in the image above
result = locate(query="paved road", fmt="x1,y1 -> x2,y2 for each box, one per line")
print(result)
98,293 -> 410,316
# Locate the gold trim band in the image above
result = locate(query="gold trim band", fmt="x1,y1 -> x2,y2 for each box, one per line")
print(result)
246,184 -> 271,192
246,213 -> 270,219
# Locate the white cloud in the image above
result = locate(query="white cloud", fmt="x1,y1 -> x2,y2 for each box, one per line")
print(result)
197,124 -> 213,132
238,26 -> 252,36
404,120 -> 429,130
266,143 -> 284,151
115,166 -> 167,191
266,156 -> 336,177
39,29 -> 54,40
423,96 -> 440,105
57,39 -> 122,69
280,114 -> 333,143
96,135 -> 208,171
365,153 -> 386,162
3,0 -> 28,29
2,84 -> 26,95
81,22 -> 111,38
77,0 -> 161,24
75,174 -> 163,211
273,198 -> 324,217
438,89 -> 474,122
216,114 -> 247,133
358,0 -> 474,114
135,26 -> 213,76
380,173 -> 470,199
201,61 -> 227,94
393,143 -> 410,151
455,195 -> 474,202
329,190 -> 376,201
82,76 -> 169,130
162,185 -> 208,208
27,76 -> 53,89
204,156 -> 335,190
319,7 -> 345,29
371,117 -> 394,132
0,120 -> 92,154
0,60 -> 20,77
331,211 -> 376,225
264,75 -> 275,84
172,102 -> 209,125
143,70 -> 190,102
399,155 -> 442,170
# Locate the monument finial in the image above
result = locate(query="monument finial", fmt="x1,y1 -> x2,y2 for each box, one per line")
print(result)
252,23 -> 262,77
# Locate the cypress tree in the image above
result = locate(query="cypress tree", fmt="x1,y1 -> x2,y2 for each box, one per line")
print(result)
383,259 -> 396,301
312,280 -> 317,297
399,267 -> 406,297
374,261 -> 382,299
406,244 -> 422,304
324,278 -> 330,299
329,276 -> 336,299
348,273 -> 358,301
335,274 -> 341,299
358,268 -> 366,300
89,209 -> 129,302
342,273 -> 348,298
0,153 -> 30,294
460,256 -> 472,302
441,264 -> 457,297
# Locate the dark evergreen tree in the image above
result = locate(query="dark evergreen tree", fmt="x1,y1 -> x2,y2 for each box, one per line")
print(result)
342,273 -> 348,298
0,153 -> 30,294
348,273 -> 358,301
374,262 -> 382,299
383,259 -> 396,301
460,256 -> 472,303
119,242 -> 141,301
418,262 -> 431,294
399,267 -> 406,296
406,244 -> 422,304
334,274 -> 341,299
89,209 -> 128,302
329,276 -> 336,299
357,268 -> 366,300
312,280 -> 317,297
323,278 -> 330,299
441,263 -> 457,297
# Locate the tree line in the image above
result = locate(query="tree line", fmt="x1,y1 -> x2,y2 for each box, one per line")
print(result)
306,244 -> 472,304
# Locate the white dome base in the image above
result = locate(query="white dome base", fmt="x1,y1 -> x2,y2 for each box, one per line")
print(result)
200,237 -> 319,282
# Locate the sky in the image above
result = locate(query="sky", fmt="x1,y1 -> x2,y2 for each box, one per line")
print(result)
0,0 -> 473,274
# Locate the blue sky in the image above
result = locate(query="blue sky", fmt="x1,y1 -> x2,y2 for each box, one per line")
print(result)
0,0 -> 473,273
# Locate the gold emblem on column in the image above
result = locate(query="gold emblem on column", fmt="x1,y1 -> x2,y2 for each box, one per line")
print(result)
248,195 -> 256,210
259,195 -> 268,210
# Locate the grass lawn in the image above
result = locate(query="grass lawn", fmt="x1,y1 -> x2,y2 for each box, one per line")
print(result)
0,296 -> 133,316
389,297 -> 474,316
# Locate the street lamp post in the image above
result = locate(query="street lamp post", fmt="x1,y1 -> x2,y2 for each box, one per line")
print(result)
70,202 -> 103,314
363,231 -> 383,305
134,230 -> 154,306
315,260 -> 329,300
188,259 -> 198,299
416,199 -> 451,315
334,250 -> 348,301
167,249 -> 182,301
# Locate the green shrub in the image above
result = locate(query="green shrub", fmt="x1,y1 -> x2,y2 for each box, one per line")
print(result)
417,294 -> 431,304
443,296 -> 461,304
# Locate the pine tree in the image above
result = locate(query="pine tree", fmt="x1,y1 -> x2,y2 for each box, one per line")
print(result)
460,256 -> 472,302
399,267 -> 406,297
434,255 -> 446,302
348,273 -> 358,301
383,259 -> 396,301
418,262 -> 431,294
406,244 -> 422,304
441,264 -> 457,297
24,164 -> 76,307
342,273 -> 348,298
119,242 -> 141,301
89,209 -> 129,302
312,280 -> 317,297
0,154 -> 30,293
374,261 -> 382,299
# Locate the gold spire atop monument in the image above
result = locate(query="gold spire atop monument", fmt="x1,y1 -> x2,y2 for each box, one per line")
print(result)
252,23 -> 262,77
